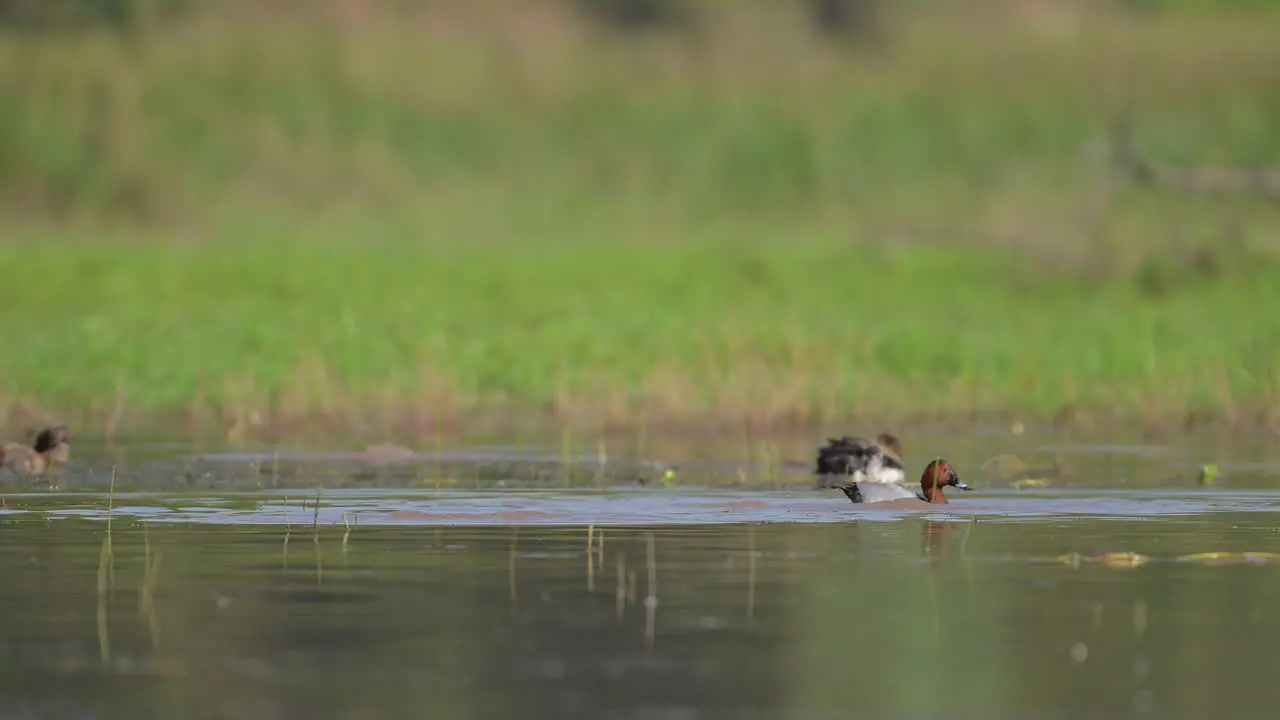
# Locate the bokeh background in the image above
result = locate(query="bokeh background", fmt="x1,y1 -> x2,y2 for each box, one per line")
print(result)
1,0 -> 1278,441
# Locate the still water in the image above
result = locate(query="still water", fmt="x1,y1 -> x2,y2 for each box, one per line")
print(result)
2,430 -> 1280,718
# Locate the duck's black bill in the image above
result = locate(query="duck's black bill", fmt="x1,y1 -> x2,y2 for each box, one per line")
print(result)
953,477 -> 973,491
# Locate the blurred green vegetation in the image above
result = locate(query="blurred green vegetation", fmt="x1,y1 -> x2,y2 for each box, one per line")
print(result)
0,0 -> 1278,435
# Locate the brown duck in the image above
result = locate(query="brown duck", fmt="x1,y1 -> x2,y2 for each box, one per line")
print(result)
2,425 -> 71,475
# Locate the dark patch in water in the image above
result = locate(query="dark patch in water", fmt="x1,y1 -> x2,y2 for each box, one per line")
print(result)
255,588 -> 380,605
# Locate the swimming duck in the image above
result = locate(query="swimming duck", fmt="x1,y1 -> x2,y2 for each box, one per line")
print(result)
838,459 -> 971,505
814,432 -> 905,488
363,442 -> 416,466
1,425 -> 71,475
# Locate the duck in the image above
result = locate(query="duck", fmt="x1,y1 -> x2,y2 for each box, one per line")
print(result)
838,459 -> 971,505
814,432 -> 906,488
1,424 -> 71,476
980,453 -> 1070,487
362,442 -> 416,466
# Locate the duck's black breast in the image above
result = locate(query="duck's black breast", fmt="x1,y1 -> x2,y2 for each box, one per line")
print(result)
838,484 -> 864,504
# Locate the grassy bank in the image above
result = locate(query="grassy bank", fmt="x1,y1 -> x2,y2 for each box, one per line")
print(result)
5,229 -> 1278,437
1,1 -> 1279,437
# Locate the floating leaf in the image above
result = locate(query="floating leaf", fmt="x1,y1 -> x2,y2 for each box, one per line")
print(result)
1095,552 -> 1148,569
1176,551 -> 1280,565
1055,552 -> 1083,568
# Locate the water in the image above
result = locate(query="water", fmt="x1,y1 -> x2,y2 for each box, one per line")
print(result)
2,429 -> 1280,717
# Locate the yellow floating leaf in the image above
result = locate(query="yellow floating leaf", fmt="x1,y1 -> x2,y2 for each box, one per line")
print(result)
1095,552 -> 1148,569
1176,551 -> 1280,565
1055,552 -> 1083,568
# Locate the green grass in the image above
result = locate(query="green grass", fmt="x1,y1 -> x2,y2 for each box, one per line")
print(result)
4,227 -> 1278,433
1,1 -> 1279,436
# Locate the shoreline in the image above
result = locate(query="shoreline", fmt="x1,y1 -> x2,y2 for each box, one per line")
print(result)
4,398 -> 1276,448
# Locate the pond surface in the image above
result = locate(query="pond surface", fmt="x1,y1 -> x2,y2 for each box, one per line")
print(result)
2,429 -> 1279,717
